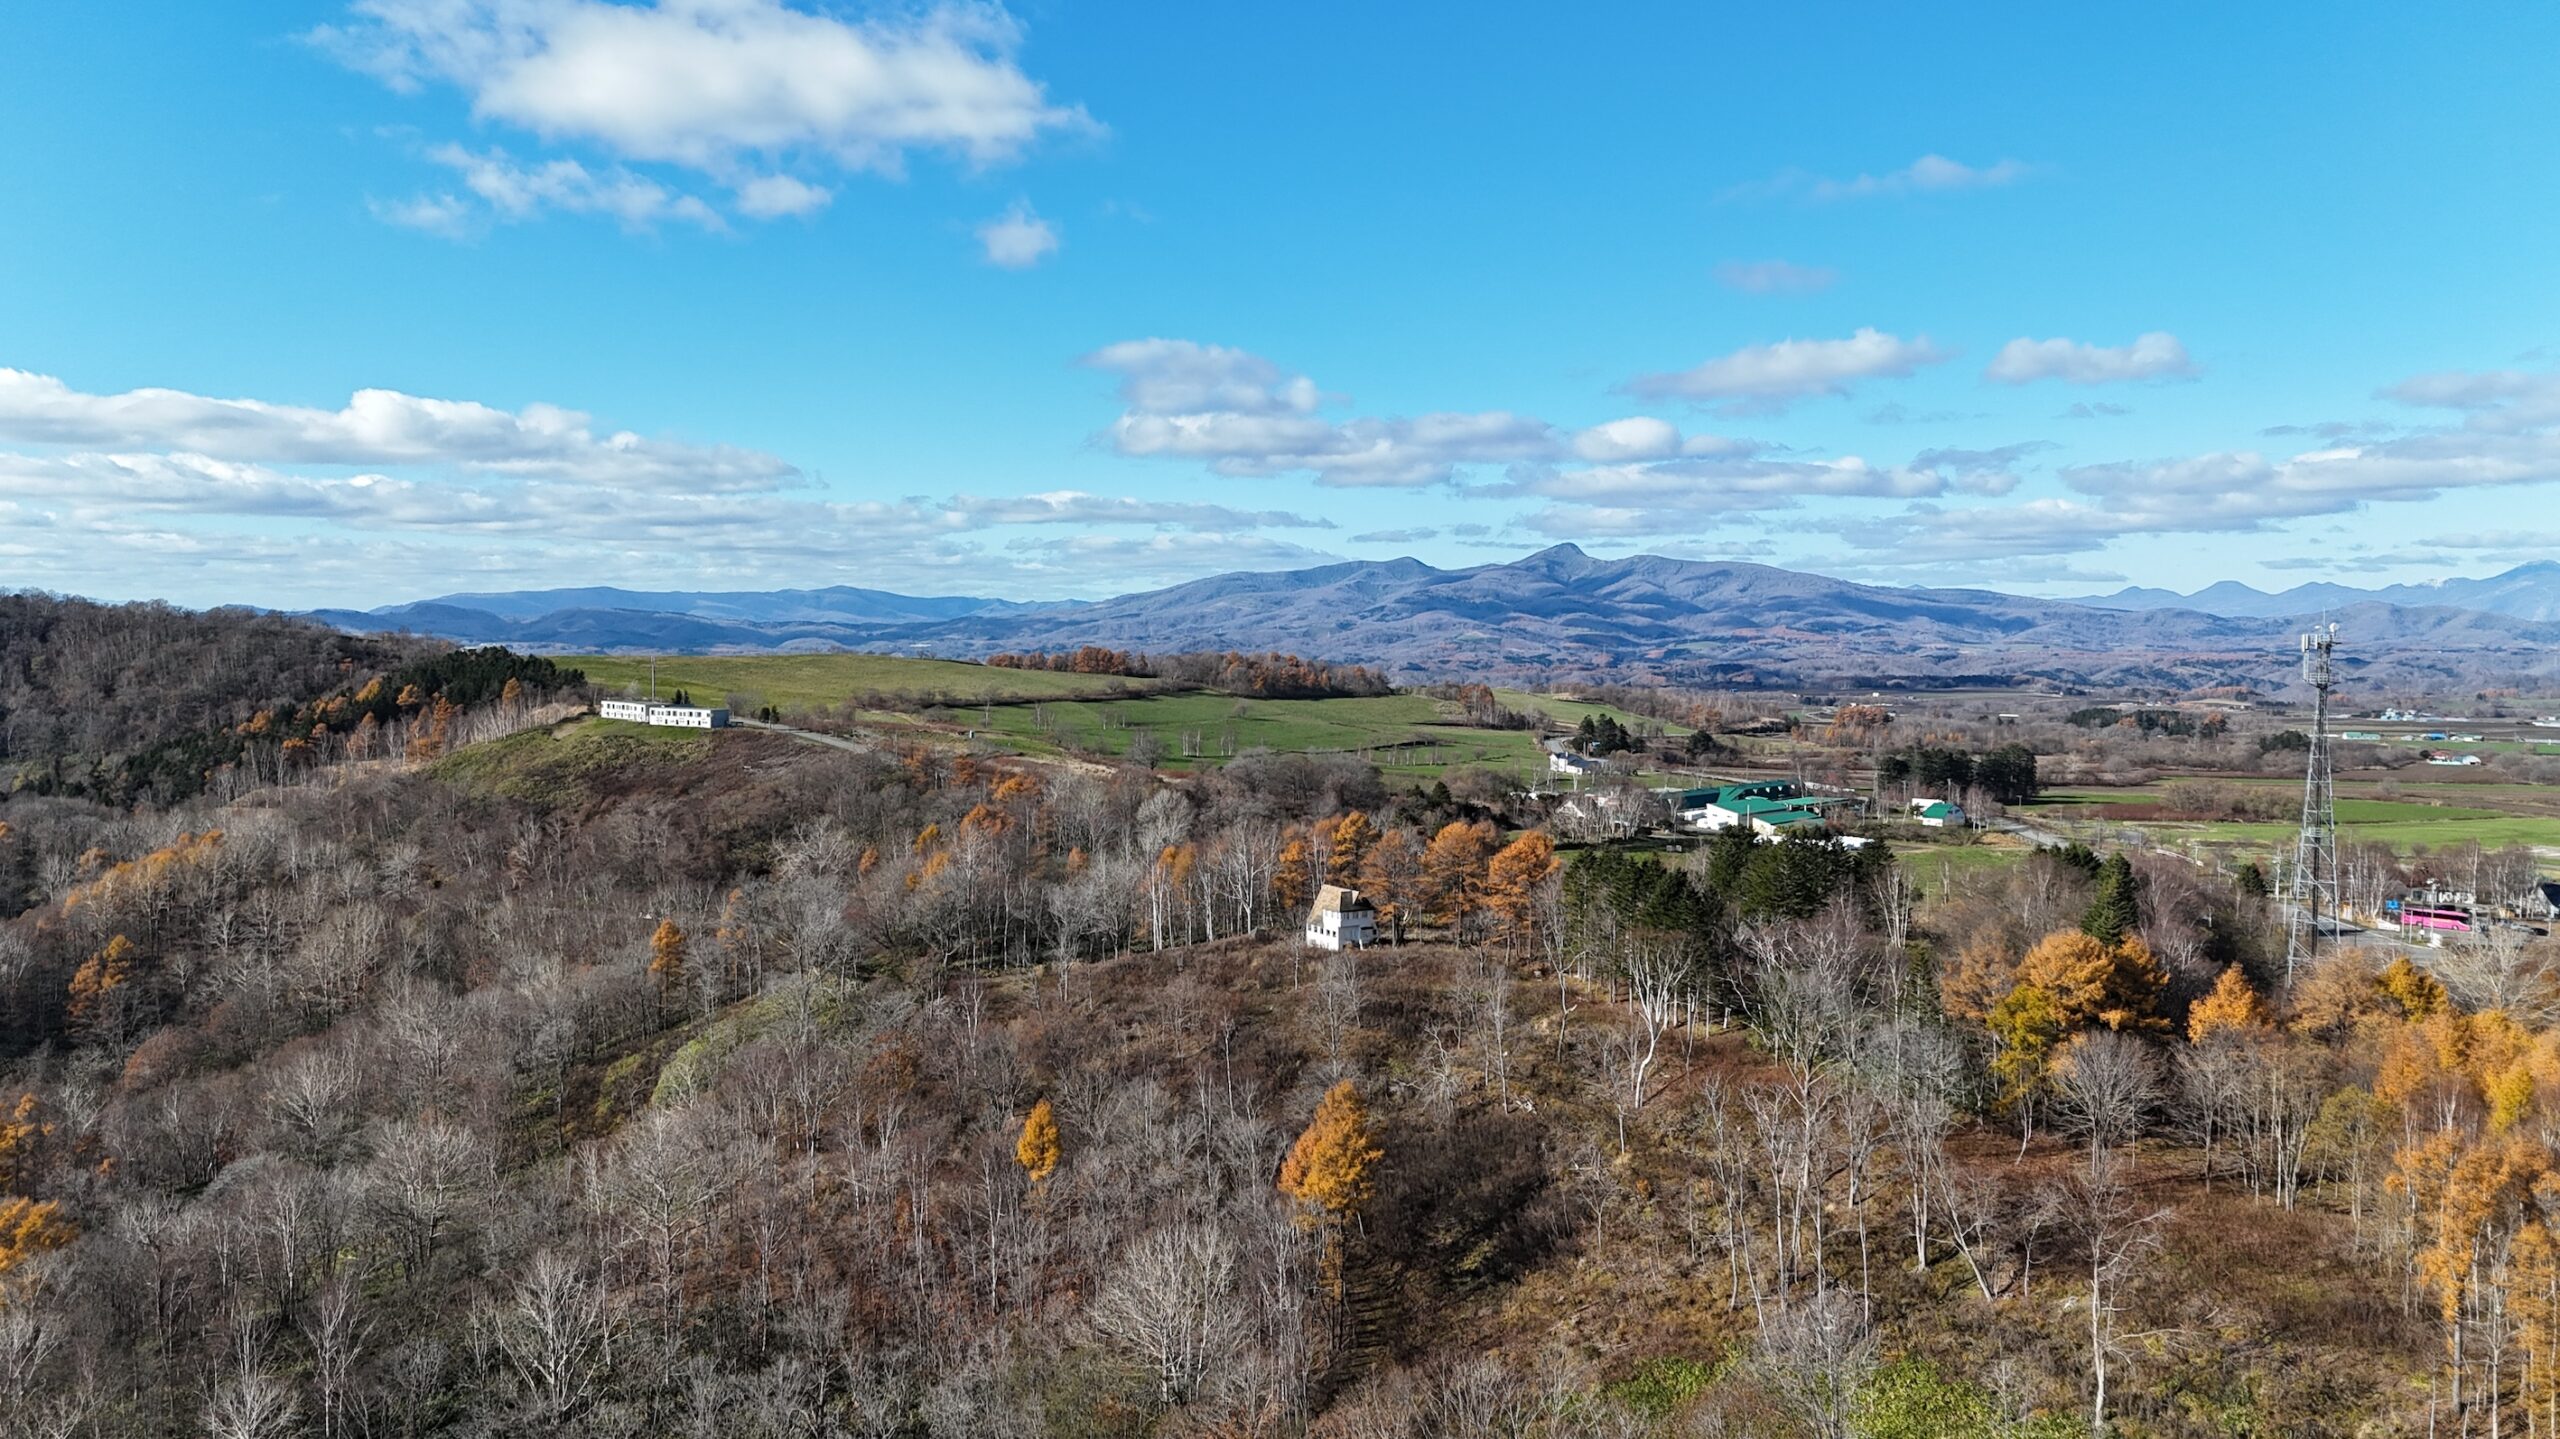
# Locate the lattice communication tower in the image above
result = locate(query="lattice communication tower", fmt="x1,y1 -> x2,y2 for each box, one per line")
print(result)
2283,623 -> 2341,985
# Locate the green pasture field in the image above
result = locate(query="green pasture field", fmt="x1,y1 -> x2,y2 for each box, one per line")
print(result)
567,652 -> 1162,708
970,692 -> 1556,777
561,653 -> 1694,780
2029,780 -> 2560,855
1490,689 -> 1690,736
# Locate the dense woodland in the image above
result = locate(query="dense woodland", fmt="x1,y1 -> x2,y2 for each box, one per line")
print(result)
8,600 -> 2560,1436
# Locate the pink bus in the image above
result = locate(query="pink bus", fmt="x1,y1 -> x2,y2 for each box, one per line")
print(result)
2395,904 -> 2473,933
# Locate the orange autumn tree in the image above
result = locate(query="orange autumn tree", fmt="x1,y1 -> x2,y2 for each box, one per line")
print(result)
1274,836 -> 1314,914
2013,928 -> 2169,1036
1016,1099 -> 1062,1187
2188,965 -> 2274,1043
1421,820 -> 1499,927
66,935 -> 137,1041
1280,1080 -> 1384,1221
0,1196 -> 74,1289
648,919 -> 687,1006
1484,831 -> 1560,951
1326,811 -> 1380,887
1358,828 -> 1423,944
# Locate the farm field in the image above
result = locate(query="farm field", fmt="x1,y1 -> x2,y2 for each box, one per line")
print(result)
566,654 -> 1695,782
969,692 -> 1559,779
2027,780 -> 2560,855
569,652 -> 1161,707
1896,838 -> 2028,883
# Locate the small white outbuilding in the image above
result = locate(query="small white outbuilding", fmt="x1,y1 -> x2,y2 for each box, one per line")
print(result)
1304,884 -> 1379,950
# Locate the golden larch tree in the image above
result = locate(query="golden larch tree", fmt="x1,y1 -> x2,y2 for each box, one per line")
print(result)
648,919 -> 688,1004
1016,1099 -> 1062,1186
1274,836 -> 1314,914
2188,965 -> 2273,1043
1326,811 -> 1380,886
1359,828 -> 1423,944
1279,1080 -> 1384,1219
1421,820 -> 1499,924
66,935 -> 136,1041
0,1196 -> 74,1286
1484,831 -> 1559,948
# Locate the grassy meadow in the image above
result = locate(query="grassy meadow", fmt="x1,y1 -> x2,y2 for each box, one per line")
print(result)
561,652 -> 1692,781
2029,778 -> 2560,856
568,652 -> 1161,708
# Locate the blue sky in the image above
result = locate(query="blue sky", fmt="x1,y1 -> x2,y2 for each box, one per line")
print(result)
5,2 -> 2560,609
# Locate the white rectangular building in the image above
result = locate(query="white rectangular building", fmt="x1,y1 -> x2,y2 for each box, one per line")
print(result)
649,705 -> 729,729
599,699 -> 731,729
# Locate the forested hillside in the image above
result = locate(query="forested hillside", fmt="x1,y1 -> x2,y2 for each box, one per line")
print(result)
0,643 -> 2552,1436
0,595 -> 581,808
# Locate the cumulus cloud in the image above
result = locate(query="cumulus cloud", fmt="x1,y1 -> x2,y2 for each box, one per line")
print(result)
320,0 -> 1090,231
1835,423 -> 2560,567
0,367 -> 795,491
2061,401 -> 2133,420
1083,338 -> 1558,487
1350,527 -> 1438,544
0,358 -> 1385,606
977,201 -> 1059,268
1624,329 -> 1949,415
1496,445 -> 1954,540
2384,368 -> 2560,432
319,0 -> 1088,168
1713,259 -> 1837,294
1984,332 -> 2194,386
1570,417 -> 1683,463
1909,442 -> 2051,496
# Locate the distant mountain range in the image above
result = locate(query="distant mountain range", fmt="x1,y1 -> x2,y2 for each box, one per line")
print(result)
304,585 -> 1073,654
305,547 -> 2560,693
2071,560 -> 2560,622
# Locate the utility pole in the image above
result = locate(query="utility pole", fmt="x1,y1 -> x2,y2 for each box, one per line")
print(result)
2284,623 -> 2341,987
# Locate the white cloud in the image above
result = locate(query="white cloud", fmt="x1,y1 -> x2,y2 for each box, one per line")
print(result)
1814,154 -> 2034,199
1731,154 -> 2036,202
1713,259 -> 1837,294
2385,368 -> 2560,431
319,0 -> 1089,169
1625,329 -> 1949,415
1001,532 -> 1344,586
1835,424 -> 2560,567
0,367 -> 795,492
320,0 -> 1090,232
370,190 -> 476,237
1082,339 -> 1322,416
734,173 -> 832,218
1083,338 -> 1557,487
420,144 -> 725,230
943,490 -> 1328,530
1571,417 -> 1682,463
977,201 -> 1059,268
1985,332 -> 2194,386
